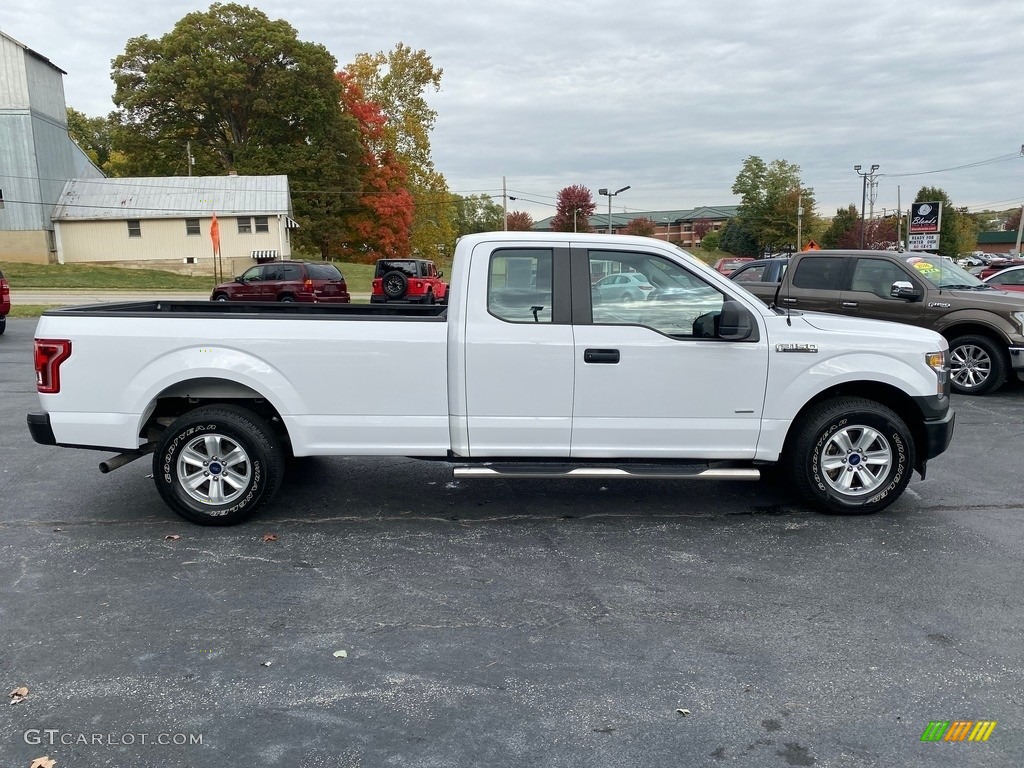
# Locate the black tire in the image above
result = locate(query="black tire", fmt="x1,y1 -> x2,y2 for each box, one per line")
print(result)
423,290 -> 434,305
0,316 -> 6,335
278,294 -> 296,303
153,405 -> 284,526
948,334 -> 1006,396
786,397 -> 914,515
382,270 -> 408,299
212,293 -> 229,302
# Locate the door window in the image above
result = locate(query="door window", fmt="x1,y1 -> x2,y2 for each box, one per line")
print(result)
791,257 -> 847,290
850,259 -> 912,298
241,266 -> 263,282
588,250 -> 726,338
488,249 -> 553,323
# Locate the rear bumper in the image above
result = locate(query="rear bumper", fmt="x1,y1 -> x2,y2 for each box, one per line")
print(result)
27,412 -> 56,445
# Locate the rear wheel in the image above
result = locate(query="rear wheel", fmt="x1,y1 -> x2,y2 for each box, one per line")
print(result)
786,397 -> 914,515
278,294 -> 296,303
0,316 -> 6,335
948,334 -> 1005,395
153,405 -> 284,526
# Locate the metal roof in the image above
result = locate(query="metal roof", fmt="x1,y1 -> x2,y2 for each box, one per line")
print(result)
52,175 -> 292,221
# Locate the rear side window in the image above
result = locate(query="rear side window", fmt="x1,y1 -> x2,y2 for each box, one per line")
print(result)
488,249 -> 553,323
281,264 -> 302,281
791,257 -> 846,290
376,260 -> 419,278
308,263 -> 343,280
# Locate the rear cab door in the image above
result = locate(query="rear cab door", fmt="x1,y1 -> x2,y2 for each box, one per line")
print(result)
458,241 -> 575,456
775,255 -> 851,313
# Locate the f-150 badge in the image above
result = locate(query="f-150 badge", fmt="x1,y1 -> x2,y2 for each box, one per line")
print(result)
928,302 -> 951,308
775,343 -> 818,353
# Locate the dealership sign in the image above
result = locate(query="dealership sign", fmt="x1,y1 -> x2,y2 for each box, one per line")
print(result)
908,233 -> 940,251
910,202 -> 942,233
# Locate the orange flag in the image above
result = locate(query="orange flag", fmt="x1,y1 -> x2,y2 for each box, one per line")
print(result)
210,212 -> 221,255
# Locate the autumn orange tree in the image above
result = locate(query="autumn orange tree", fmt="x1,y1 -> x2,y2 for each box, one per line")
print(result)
335,71 -> 414,262
623,217 -> 656,237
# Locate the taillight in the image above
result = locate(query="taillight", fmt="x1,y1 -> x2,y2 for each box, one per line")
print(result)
1,279 -> 9,300
304,278 -> 314,291
34,339 -> 72,394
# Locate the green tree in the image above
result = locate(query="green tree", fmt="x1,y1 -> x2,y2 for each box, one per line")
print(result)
718,218 -> 758,257
914,187 -> 977,258
820,205 -> 861,249
452,193 -> 504,237
699,229 -> 721,251
731,156 -> 815,253
109,3 -> 361,257
66,108 -> 114,171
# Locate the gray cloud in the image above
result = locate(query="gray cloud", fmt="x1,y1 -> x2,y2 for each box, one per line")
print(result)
5,0 -> 1022,222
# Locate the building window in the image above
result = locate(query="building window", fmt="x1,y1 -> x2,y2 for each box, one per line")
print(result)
127,220 -> 141,238
254,216 -> 269,233
185,218 -> 200,235
237,217 -> 252,234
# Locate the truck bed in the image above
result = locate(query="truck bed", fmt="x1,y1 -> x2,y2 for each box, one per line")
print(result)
43,300 -> 449,320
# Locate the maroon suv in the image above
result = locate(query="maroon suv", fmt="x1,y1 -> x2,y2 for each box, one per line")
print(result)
211,261 -> 350,303
0,268 -> 10,335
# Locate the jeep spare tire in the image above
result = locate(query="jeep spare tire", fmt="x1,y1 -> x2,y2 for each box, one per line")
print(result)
382,271 -> 409,299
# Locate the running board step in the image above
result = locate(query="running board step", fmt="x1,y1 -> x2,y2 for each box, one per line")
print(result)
452,463 -> 760,481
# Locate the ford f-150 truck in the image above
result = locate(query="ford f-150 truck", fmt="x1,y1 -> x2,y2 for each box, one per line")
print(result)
28,233 -> 954,525
729,249 -> 1024,395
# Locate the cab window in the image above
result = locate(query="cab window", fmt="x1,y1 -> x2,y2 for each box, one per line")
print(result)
488,249 -> 553,323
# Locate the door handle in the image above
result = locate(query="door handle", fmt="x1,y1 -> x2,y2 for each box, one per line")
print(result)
584,348 -> 620,364
781,297 -> 798,304
841,301 -> 858,307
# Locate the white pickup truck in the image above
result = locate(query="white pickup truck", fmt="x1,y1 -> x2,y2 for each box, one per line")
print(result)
28,232 -> 955,525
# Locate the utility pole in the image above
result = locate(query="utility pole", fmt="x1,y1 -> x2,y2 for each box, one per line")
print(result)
796,192 -> 803,252
598,186 -> 630,234
854,164 -> 879,249
1015,204 -> 1024,257
502,176 -> 508,231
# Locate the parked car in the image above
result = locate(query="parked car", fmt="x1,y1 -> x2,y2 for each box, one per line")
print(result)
591,272 -> 656,303
211,261 -> 350,303
978,259 -> 1024,280
371,259 -> 448,304
712,257 -> 755,275
982,264 -> 1024,293
0,268 -> 10,335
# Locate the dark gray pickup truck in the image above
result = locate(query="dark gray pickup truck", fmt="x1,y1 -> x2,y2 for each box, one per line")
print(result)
730,249 -> 1024,395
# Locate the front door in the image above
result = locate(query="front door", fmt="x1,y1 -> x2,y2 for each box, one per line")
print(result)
570,247 -> 769,458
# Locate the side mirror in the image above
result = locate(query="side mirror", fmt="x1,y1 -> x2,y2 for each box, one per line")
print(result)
234,276 -> 244,283
718,298 -> 756,341
438,270 -> 444,278
890,280 -> 921,301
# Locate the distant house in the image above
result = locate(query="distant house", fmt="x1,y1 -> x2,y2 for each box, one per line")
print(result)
533,206 -> 739,248
0,29 -> 104,263
976,230 -> 1022,257
51,175 -> 298,273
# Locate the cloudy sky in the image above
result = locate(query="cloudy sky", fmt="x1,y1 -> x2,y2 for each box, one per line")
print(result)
4,0 -> 1023,223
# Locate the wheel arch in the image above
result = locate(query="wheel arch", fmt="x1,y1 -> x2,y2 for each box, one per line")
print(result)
938,321 -> 1010,354
783,381 -> 929,475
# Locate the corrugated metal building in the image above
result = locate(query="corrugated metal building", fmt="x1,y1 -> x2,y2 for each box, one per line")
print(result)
52,175 -> 296,271
0,29 -> 103,263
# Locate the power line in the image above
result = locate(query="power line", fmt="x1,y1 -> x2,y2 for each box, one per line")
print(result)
879,151 -> 1023,179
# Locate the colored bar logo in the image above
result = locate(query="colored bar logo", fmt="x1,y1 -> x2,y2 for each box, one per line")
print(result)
921,721 -> 997,742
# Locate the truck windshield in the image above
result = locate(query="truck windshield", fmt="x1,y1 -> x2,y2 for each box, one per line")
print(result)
904,256 -> 986,290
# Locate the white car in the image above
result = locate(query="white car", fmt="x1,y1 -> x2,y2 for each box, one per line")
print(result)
591,272 -> 655,303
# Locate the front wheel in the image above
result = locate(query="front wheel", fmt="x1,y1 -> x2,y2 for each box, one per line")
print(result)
153,405 -> 284,525
786,397 -> 914,515
948,334 -> 1005,395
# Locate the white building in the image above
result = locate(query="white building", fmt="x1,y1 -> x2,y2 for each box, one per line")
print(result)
52,174 -> 297,274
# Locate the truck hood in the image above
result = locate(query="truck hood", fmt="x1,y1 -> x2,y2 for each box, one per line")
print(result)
797,311 -> 944,345
937,287 -> 1024,310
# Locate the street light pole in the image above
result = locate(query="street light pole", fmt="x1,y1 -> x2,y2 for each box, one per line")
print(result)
854,164 -> 879,249
598,185 -> 630,234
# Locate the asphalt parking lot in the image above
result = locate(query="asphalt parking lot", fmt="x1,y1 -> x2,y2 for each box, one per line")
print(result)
2,316 -> 1022,767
